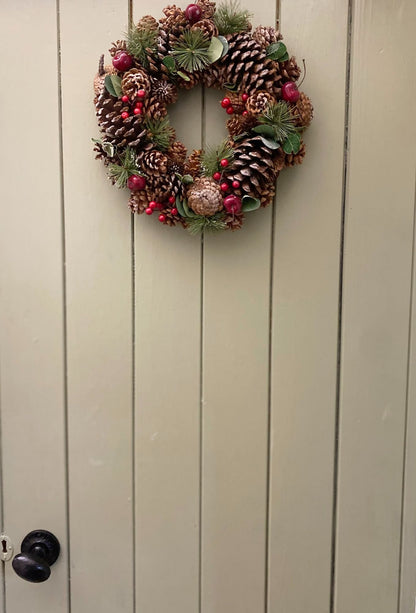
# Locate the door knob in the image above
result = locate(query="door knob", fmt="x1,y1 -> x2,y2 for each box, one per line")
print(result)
12,530 -> 60,583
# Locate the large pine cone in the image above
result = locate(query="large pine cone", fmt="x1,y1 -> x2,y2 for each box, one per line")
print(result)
95,91 -> 147,148
224,135 -> 277,202
121,68 -> 152,98
292,92 -> 313,128
216,33 -> 282,96
187,177 -> 223,216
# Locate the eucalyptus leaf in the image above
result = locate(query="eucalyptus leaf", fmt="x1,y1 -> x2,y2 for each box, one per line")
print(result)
182,174 -> 194,185
177,70 -> 191,81
252,124 -> 276,137
182,199 -> 198,218
282,132 -> 301,154
242,195 -> 261,212
175,197 -> 187,217
266,41 -> 287,61
102,142 -> 115,157
217,35 -> 229,58
278,52 -> 290,62
260,136 -> 281,150
162,56 -> 176,71
207,36 -> 224,63
104,74 -> 117,97
223,81 -> 239,92
109,74 -> 123,97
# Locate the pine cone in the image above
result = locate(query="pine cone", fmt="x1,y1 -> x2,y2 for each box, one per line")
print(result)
224,135 -> 277,201
95,91 -> 147,148
93,55 -> 116,101
224,212 -> 244,231
292,92 -> 313,128
109,40 -> 127,57
226,91 -> 245,114
216,33 -> 282,96
284,141 -> 306,166
252,25 -> 281,49
168,141 -> 187,165
258,181 -> 276,207
93,140 -> 117,166
146,29 -> 171,79
227,113 -> 257,137
191,18 -> 218,38
187,177 -> 223,216
245,90 -> 275,115
273,147 -> 286,172
145,97 -> 168,119
128,191 -> 149,214
196,0 -> 216,18
184,149 -> 202,177
158,206 -> 187,227
121,68 -> 151,98
151,79 -> 178,104
137,15 -> 159,31
146,172 -> 184,203
141,150 -> 168,174
159,5 -> 188,35
176,70 -> 203,90
280,56 -> 301,82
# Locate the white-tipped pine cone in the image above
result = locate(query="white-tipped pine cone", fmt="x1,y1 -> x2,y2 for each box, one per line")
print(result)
187,177 -> 223,216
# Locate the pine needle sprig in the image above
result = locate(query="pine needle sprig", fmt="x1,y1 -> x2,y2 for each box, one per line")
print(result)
126,24 -> 157,66
171,30 -> 211,72
258,101 -> 297,142
201,140 -> 234,176
213,1 -> 252,35
186,212 -> 227,235
144,117 -> 175,151
108,147 -> 140,188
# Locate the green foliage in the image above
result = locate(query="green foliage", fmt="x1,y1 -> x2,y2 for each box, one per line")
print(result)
144,117 -> 175,151
126,24 -> 157,66
171,30 -> 211,72
108,147 -> 140,188
104,74 -> 122,97
282,132 -> 301,154
213,1 -> 252,35
186,213 -> 227,235
256,101 -> 297,143
241,195 -> 260,212
266,41 -> 289,62
201,140 -> 234,176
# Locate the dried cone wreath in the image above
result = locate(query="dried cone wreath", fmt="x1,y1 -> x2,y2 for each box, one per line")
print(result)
93,1 -> 313,234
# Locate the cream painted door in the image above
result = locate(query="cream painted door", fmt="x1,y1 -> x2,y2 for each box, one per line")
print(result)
0,0 -> 415,612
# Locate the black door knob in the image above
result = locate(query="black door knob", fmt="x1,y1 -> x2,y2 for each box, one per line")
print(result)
12,530 -> 60,583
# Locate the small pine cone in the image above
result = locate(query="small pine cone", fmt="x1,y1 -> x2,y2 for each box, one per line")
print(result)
141,150 -> 168,175
93,141 -> 116,166
280,56 -> 301,82
187,177 -> 223,216
224,212 -> 244,231
128,191 -> 149,214
184,149 -> 202,177
292,92 -> 313,128
145,97 -> 168,119
109,40 -> 127,57
159,5 -> 188,34
121,68 -> 151,98
196,0 -> 216,18
226,113 -> 257,137
137,15 -> 159,31
159,207 -> 187,227
93,55 -> 116,100
284,141 -> 306,166
226,91 -> 245,114
245,91 -> 275,115
146,28 -> 171,79
258,181 -> 276,207
177,70 -> 203,90
191,19 -> 218,38
252,25 -> 281,49
151,79 -> 178,105
168,141 -> 187,165
273,147 -> 286,172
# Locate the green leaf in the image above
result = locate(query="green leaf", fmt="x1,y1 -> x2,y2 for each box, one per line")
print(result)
282,132 -> 301,154
162,56 -> 176,71
177,70 -> 191,81
102,142 -> 115,157
266,41 -> 287,61
207,36 -> 224,63
223,81 -> 239,92
182,174 -> 194,185
217,35 -> 229,57
242,195 -> 261,212
104,74 -> 117,97
252,124 -> 276,137
175,197 -> 187,217
278,52 -> 289,62
260,136 -> 281,149
182,199 -> 198,218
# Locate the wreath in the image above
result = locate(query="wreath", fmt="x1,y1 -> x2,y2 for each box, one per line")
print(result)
93,0 -> 313,234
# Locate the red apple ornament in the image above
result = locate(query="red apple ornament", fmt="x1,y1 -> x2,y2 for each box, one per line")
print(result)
223,195 -> 242,214
112,51 -> 133,71
281,82 -> 300,103
185,3 -> 202,23
127,175 -> 146,191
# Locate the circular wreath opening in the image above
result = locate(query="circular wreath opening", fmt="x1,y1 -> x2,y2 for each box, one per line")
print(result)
93,0 -> 313,234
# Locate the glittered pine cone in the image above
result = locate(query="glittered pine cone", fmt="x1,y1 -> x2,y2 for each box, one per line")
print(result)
168,141 -> 187,165
184,149 -> 202,177
284,141 -> 306,166
151,79 -> 178,105
137,15 -> 159,31
252,25 -> 281,49
128,191 -> 149,214
245,90 -> 275,115
191,18 -> 218,38
121,68 -> 152,98
187,177 -> 223,216
141,150 -> 168,175
109,40 -> 127,57
196,0 -> 216,19
292,92 -> 313,128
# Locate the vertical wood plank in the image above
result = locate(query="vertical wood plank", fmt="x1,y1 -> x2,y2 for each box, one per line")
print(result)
201,4 -> 275,611
59,0 -> 134,610
268,1 -> 348,611
335,1 -> 416,611
0,1 -> 68,611
133,3 -> 202,611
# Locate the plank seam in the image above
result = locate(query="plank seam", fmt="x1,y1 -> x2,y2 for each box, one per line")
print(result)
0,368 -> 6,612
329,1 -> 354,611
56,0 -> 71,611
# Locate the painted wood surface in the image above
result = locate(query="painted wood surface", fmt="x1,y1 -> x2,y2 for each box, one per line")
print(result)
0,0 -> 415,611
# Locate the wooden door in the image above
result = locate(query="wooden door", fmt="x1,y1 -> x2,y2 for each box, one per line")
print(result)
0,0 -> 415,612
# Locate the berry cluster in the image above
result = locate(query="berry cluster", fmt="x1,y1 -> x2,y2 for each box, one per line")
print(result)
212,159 -> 242,214
144,196 -> 179,223
118,87 -> 147,120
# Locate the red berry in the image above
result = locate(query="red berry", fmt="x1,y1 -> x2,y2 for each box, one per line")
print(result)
135,101 -> 143,108
149,201 -> 157,210
281,81 -> 300,103
220,159 -> 229,168
134,107 -> 142,115
232,180 -> 240,189
127,175 -> 146,190
213,172 -> 221,181
220,182 -> 229,192
242,110 -> 249,116
159,214 -> 166,223
145,207 -> 153,215
242,93 -> 248,102
171,208 -> 178,216
221,97 -> 231,108
112,51 -> 133,71
137,89 -> 146,99
185,3 -> 202,23
168,196 -> 176,204
226,106 -> 234,115
121,111 -> 129,119
121,95 -> 129,102
223,195 -> 242,214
